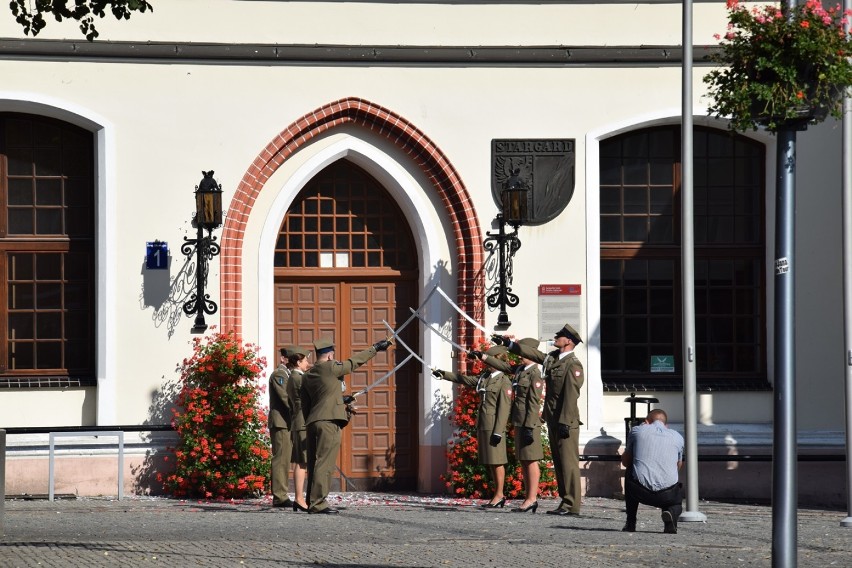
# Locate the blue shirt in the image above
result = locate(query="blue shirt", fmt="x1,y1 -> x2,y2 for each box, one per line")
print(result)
626,420 -> 683,491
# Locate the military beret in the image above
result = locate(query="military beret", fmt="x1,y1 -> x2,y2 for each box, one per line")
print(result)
518,337 -> 540,349
313,338 -> 335,355
555,323 -> 582,344
485,345 -> 508,357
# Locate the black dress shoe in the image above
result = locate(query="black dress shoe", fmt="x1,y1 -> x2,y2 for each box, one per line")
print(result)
480,497 -> 506,509
293,502 -> 310,512
272,499 -> 293,508
512,501 -> 539,513
547,508 -> 580,517
309,507 -> 339,514
622,522 -> 637,532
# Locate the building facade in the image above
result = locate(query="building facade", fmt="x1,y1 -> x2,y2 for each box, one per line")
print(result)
0,0 -> 846,505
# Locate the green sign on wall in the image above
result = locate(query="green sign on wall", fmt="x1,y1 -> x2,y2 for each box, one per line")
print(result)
650,355 -> 675,373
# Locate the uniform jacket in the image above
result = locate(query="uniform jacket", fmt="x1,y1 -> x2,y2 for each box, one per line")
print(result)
444,370 -> 512,438
286,368 -> 306,432
268,364 -> 291,429
301,347 -> 377,426
511,363 -> 544,428
510,343 -> 584,428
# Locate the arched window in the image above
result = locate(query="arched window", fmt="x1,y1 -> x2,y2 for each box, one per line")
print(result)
0,113 -> 95,387
599,125 -> 767,390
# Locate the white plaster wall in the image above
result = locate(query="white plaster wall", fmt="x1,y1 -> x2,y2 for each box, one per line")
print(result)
0,1 -> 730,47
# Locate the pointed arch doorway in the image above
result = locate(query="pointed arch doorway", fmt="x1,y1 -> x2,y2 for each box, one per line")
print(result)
273,159 -> 419,491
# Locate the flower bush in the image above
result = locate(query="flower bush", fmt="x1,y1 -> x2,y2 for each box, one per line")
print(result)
161,329 -> 271,499
704,0 -> 852,132
441,337 -> 558,499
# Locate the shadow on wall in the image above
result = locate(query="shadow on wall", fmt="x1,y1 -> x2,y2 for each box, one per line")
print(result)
582,429 -> 624,498
138,241 -> 202,340
131,377 -> 181,495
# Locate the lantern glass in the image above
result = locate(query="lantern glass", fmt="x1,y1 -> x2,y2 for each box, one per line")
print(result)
501,187 -> 528,227
195,186 -> 223,229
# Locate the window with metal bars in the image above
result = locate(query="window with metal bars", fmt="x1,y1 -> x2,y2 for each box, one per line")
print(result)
275,160 -> 416,273
0,113 -> 95,387
599,125 -> 768,391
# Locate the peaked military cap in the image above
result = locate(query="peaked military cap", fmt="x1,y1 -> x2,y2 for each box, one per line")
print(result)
289,345 -> 310,358
313,338 -> 335,355
518,337 -> 540,349
485,345 -> 508,357
554,323 -> 582,344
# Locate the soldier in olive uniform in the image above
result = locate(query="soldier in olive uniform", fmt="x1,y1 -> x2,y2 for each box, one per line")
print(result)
285,345 -> 311,512
494,323 -> 585,515
301,336 -> 392,514
433,345 -> 513,508
268,347 -> 293,508
510,338 -> 545,513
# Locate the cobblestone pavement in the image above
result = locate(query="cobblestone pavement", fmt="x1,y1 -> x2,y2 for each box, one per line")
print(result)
1,494 -> 850,567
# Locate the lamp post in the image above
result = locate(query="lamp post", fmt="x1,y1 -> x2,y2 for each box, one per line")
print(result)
182,170 -> 223,334
484,172 -> 528,327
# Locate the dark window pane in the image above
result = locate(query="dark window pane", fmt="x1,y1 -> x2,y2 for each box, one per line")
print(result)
600,217 -> 621,242
9,313 -> 34,339
708,317 -> 734,342
274,252 -> 286,266
650,317 -> 674,343
36,209 -> 62,234
37,283 -> 62,309
649,159 -> 672,185
34,149 -> 61,176
65,283 -> 89,309
351,252 -> 365,266
624,289 -> 647,315
304,217 -> 317,231
65,340 -> 90,370
304,200 -> 317,214
649,188 -> 672,215
320,217 -> 333,232
706,346 -> 733,372
37,178 -> 64,206
601,316 -> 622,343
320,235 -> 333,249
304,252 -> 318,267
9,283 -> 34,309
319,199 -> 333,214
624,346 -> 648,372
623,159 -> 647,185
600,187 -> 621,214
36,255 -> 61,279
8,178 -> 33,205
36,342 -> 61,369
336,218 -> 349,232
351,234 -> 365,249
649,288 -> 674,315
305,234 -> 317,249
623,217 -> 648,241
6,148 -> 33,176
8,209 -> 34,234
37,312 -> 62,339
624,318 -> 647,343
336,235 -> 349,248
9,343 -> 34,369
735,317 -> 757,343
367,251 -> 381,266
288,234 -> 302,249
600,288 -> 621,314
65,207 -> 92,237
709,289 -> 733,313
735,289 -> 756,314
65,253 -> 90,280
600,261 -> 621,287
65,311 -> 89,338
623,261 -> 647,286
623,188 -> 646,214
736,346 -> 757,372
288,217 -> 302,232
9,254 -> 34,280
287,252 -> 301,266
648,216 -> 673,243
600,158 -> 622,185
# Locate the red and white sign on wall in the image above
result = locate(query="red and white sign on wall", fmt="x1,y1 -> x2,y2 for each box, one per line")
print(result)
538,284 -> 582,342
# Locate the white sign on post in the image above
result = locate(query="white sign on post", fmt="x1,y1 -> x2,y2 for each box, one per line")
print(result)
538,284 -> 582,341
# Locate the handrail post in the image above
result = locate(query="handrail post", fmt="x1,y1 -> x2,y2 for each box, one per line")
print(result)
1,429 -> 6,537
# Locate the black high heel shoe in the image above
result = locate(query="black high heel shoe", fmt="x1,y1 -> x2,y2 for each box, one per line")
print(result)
480,497 -> 506,509
293,502 -> 309,512
512,501 -> 539,513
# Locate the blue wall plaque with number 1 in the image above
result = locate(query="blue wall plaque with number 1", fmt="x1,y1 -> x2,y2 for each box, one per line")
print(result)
146,241 -> 169,270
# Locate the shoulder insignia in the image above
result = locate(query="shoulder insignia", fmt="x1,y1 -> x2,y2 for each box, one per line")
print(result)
277,377 -> 284,385
506,388 -> 513,396
535,381 -> 541,388
574,370 -> 581,377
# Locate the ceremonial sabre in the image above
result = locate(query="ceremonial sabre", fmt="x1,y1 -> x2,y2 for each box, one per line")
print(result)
392,283 -> 440,336
351,353 -> 414,398
408,308 -> 471,354
435,285 -> 491,337
382,320 -> 436,372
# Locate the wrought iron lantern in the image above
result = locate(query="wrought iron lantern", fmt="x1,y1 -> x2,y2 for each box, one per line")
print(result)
182,171 -> 223,333
484,172 -> 529,327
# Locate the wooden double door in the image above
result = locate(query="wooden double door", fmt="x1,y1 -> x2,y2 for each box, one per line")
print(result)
274,279 -> 419,490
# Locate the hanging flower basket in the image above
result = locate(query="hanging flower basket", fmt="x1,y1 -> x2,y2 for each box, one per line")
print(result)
704,0 -> 852,133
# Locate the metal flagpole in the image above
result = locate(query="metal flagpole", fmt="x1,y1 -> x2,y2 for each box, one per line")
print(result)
840,0 -> 852,530
679,0 -> 705,524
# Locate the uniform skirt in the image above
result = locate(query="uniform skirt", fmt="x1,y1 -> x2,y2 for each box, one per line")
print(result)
290,428 -> 308,464
513,425 -> 544,461
477,429 -> 508,465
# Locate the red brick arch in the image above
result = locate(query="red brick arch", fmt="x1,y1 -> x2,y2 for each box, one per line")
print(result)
219,97 -> 484,349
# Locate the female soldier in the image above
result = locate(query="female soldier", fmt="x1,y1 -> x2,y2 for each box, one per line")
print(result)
285,345 -> 311,512
434,345 -> 513,508
509,338 -> 545,513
